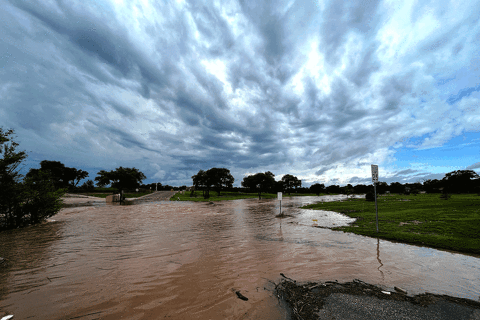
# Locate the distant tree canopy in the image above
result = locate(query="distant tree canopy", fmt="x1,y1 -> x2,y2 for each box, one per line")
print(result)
281,174 -> 301,195
191,167 -> 234,198
326,184 -> 341,194
206,167 -> 234,197
442,170 -> 479,194
310,183 -> 326,195
95,167 -> 146,192
241,171 -> 276,199
1,128 -> 64,230
26,160 -> 88,190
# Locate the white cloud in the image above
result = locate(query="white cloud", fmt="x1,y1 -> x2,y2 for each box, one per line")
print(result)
1,0 -> 479,186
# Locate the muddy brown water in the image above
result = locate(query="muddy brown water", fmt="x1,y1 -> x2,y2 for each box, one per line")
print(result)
0,195 -> 479,319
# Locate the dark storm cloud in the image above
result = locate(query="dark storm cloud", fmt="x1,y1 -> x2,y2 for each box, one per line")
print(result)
1,0 -> 479,186
321,0 -> 381,63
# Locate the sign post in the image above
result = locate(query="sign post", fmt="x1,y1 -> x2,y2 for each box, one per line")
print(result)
371,165 -> 379,233
278,192 -> 282,215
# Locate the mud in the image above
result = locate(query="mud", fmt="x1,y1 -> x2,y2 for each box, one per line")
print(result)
1,195 -> 479,319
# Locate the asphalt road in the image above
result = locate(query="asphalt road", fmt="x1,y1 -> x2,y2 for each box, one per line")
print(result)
317,293 -> 480,320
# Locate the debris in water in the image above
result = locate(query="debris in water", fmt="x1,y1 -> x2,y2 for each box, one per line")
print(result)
235,291 -> 248,301
394,286 -> 407,294
381,291 -> 391,295
1,315 -> 14,320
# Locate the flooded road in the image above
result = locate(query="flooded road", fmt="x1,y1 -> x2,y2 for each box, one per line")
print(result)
1,195 -> 479,319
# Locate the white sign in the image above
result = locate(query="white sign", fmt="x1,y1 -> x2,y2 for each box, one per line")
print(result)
277,192 -> 282,200
371,165 -> 379,183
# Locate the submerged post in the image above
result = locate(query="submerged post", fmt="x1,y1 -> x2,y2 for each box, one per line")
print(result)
374,181 -> 379,233
371,165 -> 379,233
278,192 -> 282,215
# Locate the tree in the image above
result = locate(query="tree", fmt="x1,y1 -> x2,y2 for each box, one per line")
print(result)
281,174 -> 301,195
0,128 -> 64,230
376,181 -> 388,194
1,128 -> 27,229
442,170 -> 479,194
326,184 -> 341,194
389,182 -> 405,194
81,179 -> 95,191
94,167 -> 146,194
26,160 -> 89,190
310,183 -> 325,196
344,184 -> 353,198
205,167 -> 234,197
241,171 -> 276,199
192,170 -> 208,197
423,179 -> 442,193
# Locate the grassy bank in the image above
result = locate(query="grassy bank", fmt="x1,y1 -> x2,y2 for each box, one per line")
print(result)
302,194 -> 480,255
172,191 -> 329,202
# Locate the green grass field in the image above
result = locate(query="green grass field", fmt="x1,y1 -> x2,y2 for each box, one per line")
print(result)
172,190 -> 329,202
302,193 -> 480,255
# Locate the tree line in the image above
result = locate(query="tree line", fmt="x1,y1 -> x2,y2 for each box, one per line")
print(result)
190,167 -> 479,200
190,168 -> 303,199
2,126 -> 479,230
0,128 -> 148,230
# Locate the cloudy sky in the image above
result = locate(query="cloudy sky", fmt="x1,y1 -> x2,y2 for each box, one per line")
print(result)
1,0 -> 479,187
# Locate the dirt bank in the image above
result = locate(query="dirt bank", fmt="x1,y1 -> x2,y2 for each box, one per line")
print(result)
275,276 -> 480,320
60,191 -> 178,207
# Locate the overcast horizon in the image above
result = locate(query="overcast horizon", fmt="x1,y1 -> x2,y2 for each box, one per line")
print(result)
1,0 -> 479,187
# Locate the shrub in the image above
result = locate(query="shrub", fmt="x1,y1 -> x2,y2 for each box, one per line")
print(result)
440,193 -> 451,200
365,192 -> 375,201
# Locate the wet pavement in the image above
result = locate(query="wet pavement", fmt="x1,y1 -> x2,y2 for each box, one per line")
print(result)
0,195 -> 479,319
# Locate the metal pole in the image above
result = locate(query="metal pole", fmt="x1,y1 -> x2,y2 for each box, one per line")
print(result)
280,200 -> 282,215
374,182 -> 379,233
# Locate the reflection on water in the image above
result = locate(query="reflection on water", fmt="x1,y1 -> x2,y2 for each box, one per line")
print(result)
0,196 -> 479,319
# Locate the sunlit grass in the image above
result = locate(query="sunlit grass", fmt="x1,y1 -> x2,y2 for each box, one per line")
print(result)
302,193 -> 480,255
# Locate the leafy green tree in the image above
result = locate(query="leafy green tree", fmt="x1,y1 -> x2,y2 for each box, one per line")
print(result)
310,183 -> 325,196
22,171 -> 65,224
0,128 -> 27,229
375,181 -> 388,194
326,184 -> 341,194
0,128 -> 64,230
281,174 -> 301,195
81,179 -> 95,191
94,167 -> 146,194
241,171 -> 276,199
192,169 -> 208,197
344,184 -> 353,198
442,170 -> 479,194
423,179 -> 442,193
205,167 -> 234,197
389,182 -> 405,194
26,160 -> 88,190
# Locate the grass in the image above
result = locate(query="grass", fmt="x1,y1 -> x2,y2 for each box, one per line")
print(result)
301,193 -> 480,255
172,191 -> 331,202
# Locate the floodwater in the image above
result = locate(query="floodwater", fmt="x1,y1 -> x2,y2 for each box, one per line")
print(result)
0,195 -> 479,319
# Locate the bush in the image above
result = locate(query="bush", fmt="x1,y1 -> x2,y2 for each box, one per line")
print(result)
440,193 -> 451,200
1,128 -> 64,230
365,192 -> 375,201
